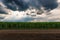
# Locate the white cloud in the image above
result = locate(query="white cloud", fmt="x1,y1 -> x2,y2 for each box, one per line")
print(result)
57,0 -> 60,3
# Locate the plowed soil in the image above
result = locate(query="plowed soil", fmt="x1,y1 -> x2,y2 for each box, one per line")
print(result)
0,29 -> 60,40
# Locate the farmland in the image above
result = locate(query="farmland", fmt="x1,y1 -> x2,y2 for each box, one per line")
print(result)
0,22 -> 60,40
0,22 -> 60,29
0,30 -> 60,40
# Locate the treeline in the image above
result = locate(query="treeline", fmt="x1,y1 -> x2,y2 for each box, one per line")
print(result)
0,22 -> 60,29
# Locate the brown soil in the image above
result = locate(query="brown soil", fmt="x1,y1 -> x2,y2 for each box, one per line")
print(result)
0,29 -> 60,40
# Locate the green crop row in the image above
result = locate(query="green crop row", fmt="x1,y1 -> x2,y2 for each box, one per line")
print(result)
0,22 -> 60,29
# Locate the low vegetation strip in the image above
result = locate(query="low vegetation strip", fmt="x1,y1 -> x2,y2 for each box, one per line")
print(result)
0,22 -> 60,29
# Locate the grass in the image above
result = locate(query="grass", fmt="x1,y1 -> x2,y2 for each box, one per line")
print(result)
0,22 -> 60,29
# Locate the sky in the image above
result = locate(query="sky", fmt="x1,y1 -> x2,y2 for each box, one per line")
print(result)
0,0 -> 60,22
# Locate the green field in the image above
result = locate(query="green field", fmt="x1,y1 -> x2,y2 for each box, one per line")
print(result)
0,22 -> 60,29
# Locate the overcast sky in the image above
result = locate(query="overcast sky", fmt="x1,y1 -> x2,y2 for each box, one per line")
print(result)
0,0 -> 60,22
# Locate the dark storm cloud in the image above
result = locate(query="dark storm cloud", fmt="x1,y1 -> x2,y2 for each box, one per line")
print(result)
2,0 -> 29,11
0,17 -> 5,19
1,0 -> 58,11
0,10 -> 7,14
0,7 -> 7,14
38,0 -> 58,10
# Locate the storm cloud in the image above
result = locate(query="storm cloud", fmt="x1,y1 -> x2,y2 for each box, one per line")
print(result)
1,0 -> 58,11
0,7 -> 7,14
0,0 -> 60,22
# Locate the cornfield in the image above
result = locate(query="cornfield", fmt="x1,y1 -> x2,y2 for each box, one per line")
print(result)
0,22 -> 60,29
